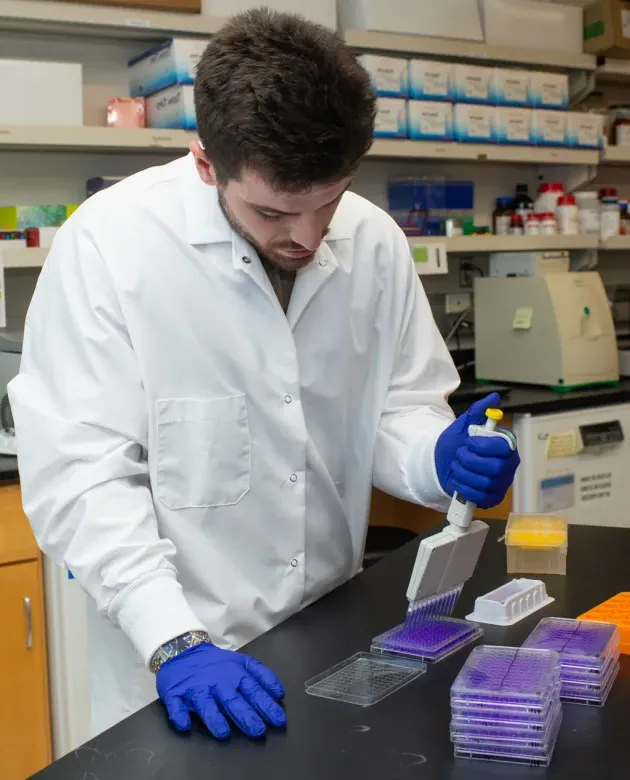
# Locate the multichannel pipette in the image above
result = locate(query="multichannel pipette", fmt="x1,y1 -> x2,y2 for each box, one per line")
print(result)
405,408 -> 516,627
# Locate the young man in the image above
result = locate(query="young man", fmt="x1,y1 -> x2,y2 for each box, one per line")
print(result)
9,10 -> 519,742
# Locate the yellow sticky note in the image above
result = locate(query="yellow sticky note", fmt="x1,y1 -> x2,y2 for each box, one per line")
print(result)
546,430 -> 583,460
512,307 -> 533,330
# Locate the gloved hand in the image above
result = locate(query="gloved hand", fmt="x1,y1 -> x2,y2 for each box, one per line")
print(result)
435,392 -> 520,509
156,642 -> 287,740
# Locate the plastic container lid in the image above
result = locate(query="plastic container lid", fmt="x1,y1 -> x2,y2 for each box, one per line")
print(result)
505,513 -> 568,549
600,187 -> 618,198
522,618 -> 620,670
557,195 -> 576,206
575,190 -> 598,200
538,183 -> 563,193
496,196 -> 513,207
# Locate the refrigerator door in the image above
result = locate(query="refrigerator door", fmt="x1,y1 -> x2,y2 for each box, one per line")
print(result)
513,404 -> 630,527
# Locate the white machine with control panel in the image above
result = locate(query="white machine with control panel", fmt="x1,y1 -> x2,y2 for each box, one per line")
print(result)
475,270 -> 619,391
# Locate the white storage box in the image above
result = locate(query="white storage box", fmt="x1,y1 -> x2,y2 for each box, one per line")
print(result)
454,104 -> 496,143
338,0 -> 484,41
408,60 -> 453,102
480,0 -> 584,54
408,101 -> 453,141
202,0 -> 337,29
492,68 -> 530,108
359,55 -> 408,98
374,97 -> 407,138
0,59 -> 83,126
567,112 -> 604,150
495,107 -> 533,145
532,109 -> 568,147
529,72 -> 569,111
146,85 -> 196,130
453,65 -> 493,105
129,38 -> 208,98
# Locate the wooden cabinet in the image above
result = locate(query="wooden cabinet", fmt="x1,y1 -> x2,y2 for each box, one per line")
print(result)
0,483 -> 51,779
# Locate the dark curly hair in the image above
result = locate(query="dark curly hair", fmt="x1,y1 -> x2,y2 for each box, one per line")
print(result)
194,8 -> 376,190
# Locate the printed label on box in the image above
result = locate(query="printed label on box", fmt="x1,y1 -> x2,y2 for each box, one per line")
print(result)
374,98 -> 407,138
360,55 -> 408,98
408,101 -> 453,140
409,60 -> 453,101
539,473 -> 575,513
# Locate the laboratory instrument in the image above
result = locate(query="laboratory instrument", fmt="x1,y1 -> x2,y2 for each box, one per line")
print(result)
466,578 -> 554,625
579,593 -> 630,655
450,645 -> 563,766
304,652 -> 426,707
505,513 -> 568,575
511,403 -> 630,526
523,618 -> 620,706
475,270 -> 619,390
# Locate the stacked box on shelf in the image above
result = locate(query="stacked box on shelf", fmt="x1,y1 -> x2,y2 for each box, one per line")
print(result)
523,618 -> 621,706
579,593 -> 630,655
450,646 -> 563,767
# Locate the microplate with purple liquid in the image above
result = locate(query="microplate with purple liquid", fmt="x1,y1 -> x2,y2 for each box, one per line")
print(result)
451,700 -> 562,740
560,660 -> 620,706
523,618 -> 619,670
371,617 -> 483,663
452,701 -> 562,749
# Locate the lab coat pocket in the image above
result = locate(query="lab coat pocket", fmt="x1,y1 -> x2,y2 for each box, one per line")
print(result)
156,396 -> 251,509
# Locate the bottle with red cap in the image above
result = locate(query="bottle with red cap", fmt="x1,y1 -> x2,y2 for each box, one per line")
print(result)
600,187 -> 620,241
556,194 -> 579,236
535,182 -> 564,215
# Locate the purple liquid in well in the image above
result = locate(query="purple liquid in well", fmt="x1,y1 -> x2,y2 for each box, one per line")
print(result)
375,618 -> 477,660
452,702 -> 561,740
523,619 -> 617,667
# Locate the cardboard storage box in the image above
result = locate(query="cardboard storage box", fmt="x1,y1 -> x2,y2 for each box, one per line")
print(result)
202,0 -> 336,29
58,0 -> 201,12
146,84 -> 196,129
0,60 -> 83,126
584,0 -> 630,58
129,38 -> 207,97
481,0 -> 583,54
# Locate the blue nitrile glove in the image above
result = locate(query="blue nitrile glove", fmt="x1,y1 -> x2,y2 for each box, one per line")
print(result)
435,392 -> 520,509
156,642 -> 287,740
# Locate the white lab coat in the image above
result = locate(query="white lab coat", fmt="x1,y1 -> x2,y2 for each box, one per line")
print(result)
9,154 -> 459,737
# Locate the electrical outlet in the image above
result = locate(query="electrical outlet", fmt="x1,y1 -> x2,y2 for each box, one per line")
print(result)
445,292 -> 472,314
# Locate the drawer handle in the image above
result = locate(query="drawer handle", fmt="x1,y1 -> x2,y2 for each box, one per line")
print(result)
24,597 -> 32,649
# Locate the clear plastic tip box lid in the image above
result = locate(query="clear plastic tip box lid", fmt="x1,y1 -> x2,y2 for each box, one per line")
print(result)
451,646 -> 561,709
522,618 -> 620,670
506,513 -> 568,548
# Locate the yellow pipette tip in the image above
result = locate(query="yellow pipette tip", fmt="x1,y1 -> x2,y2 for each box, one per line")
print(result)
486,408 -> 503,421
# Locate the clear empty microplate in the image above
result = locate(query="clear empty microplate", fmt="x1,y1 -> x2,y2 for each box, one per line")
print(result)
371,617 -> 483,663
466,579 -> 554,626
523,618 -> 620,671
451,700 -> 562,740
453,704 -> 562,768
304,652 -> 426,707
451,646 -> 561,712
452,702 -> 562,749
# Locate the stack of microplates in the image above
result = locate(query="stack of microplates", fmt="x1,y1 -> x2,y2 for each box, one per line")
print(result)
522,617 -> 620,706
450,646 -> 563,767
370,586 -> 483,663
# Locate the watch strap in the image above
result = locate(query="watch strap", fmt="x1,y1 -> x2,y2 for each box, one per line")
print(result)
150,630 -> 211,674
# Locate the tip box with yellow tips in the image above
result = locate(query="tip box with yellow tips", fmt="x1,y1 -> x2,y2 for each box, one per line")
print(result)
505,513 -> 568,576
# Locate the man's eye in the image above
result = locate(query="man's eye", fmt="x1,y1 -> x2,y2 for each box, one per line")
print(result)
258,212 -> 283,221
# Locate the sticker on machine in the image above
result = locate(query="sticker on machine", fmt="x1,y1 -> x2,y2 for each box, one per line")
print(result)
545,429 -> 583,460
539,472 -> 575,513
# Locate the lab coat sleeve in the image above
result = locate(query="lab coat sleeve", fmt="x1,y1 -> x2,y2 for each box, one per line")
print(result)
8,220 -> 206,666
372,227 -> 460,511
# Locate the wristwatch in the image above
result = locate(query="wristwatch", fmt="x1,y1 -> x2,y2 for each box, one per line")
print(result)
150,630 -> 211,674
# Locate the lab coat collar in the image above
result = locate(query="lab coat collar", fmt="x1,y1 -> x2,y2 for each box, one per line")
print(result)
180,153 -> 352,247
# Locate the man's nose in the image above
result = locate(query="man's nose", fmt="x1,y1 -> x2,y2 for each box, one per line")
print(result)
289,216 -> 325,251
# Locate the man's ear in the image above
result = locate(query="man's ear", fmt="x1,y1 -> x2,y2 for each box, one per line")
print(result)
189,139 -> 218,186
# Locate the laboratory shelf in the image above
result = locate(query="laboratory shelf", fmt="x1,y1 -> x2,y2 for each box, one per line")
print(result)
0,125 -> 195,153
344,30 -> 596,71
600,146 -> 630,165
409,235 -> 599,254
0,0 -> 222,40
0,247 -> 48,269
368,139 -> 599,166
600,236 -> 630,251
596,59 -> 630,84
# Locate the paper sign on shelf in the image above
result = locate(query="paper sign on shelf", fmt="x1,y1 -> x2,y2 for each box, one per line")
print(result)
539,472 -> 575,513
410,241 -> 448,276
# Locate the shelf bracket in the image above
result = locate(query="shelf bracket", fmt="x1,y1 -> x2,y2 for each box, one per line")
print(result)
535,163 -> 598,193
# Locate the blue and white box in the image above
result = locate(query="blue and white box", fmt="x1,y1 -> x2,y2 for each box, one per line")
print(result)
454,104 -> 496,143
453,64 -> 493,104
567,112 -> 603,149
129,38 -> 207,97
492,68 -> 530,107
408,59 -> 453,102
529,72 -> 569,110
407,101 -> 453,141
495,107 -> 533,145
359,55 -> 408,97
532,109 -> 568,147
374,97 -> 407,138
146,85 -> 196,130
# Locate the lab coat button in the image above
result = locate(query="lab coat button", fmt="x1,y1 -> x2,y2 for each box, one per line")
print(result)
284,395 -> 292,404
290,473 -> 298,483
291,559 -> 298,568
319,258 -> 327,267
242,256 -> 252,264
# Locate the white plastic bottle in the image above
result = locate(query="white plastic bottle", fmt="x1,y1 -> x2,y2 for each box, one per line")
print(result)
575,191 -> 600,235
600,188 -> 620,241
535,182 -> 564,214
556,195 -> 579,236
